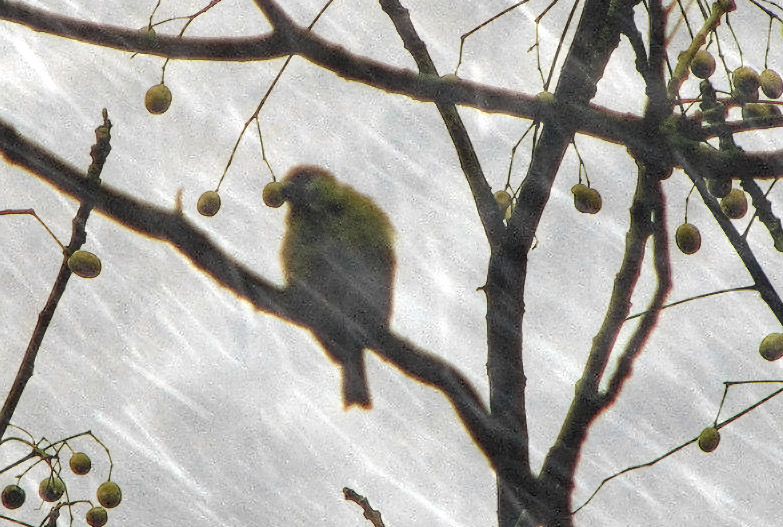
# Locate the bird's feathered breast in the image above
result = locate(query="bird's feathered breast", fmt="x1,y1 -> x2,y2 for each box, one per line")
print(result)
281,170 -> 395,331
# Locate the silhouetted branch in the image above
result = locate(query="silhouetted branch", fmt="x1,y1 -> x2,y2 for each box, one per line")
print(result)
0,117 -> 514,472
603,168 -> 671,404
739,177 -> 783,252
0,1 -> 647,151
0,111 -> 112,440
537,159 -> 655,504
378,0 -> 530,458
343,488 -> 384,527
574,382 -> 783,514
378,0 -> 504,251
675,149 -> 783,326
0,1 -> 286,59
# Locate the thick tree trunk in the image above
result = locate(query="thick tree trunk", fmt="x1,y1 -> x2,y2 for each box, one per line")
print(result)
486,0 -> 631,524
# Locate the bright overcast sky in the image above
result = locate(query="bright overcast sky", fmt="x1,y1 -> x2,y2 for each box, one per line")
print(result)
2,1 -> 783,526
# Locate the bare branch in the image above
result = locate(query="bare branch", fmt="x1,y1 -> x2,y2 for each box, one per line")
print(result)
574,382 -> 783,514
378,0 -> 504,250
675,149 -> 783,326
0,0 -> 651,150
0,1 -> 287,60
666,0 -> 736,100
740,177 -> 783,252
343,488 -> 384,527
602,168 -> 672,404
0,112 -> 112,440
0,116 -> 517,471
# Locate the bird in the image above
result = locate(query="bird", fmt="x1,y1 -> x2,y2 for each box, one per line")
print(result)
278,165 -> 396,409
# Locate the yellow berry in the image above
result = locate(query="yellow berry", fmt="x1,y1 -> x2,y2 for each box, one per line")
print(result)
536,91 -> 556,104
571,184 -> 601,214
1,485 -> 25,509
68,250 -> 102,279
720,188 -> 748,219
86,506 -> 108,527
732,67 -> 760,102
262,181 -> 287,208
691,50 -> 716,79
698,427 -> 720,452
96,481 -> 122,509
741,103 -> 781,120
139,26 -> 157,44
494,190 -> 512,213
144,83 -> 172,115
759,333 -> 783,361
38,476 -> 65,502
760,69 -> 783,99
197,191 -> 221,217
69,452 -> 91,475
675,223 -> 701,255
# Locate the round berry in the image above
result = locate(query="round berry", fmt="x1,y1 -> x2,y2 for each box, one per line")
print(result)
197,191 -> 221,217
741,103 -> 780,120
86,506 -> 108,527
494,190 -> 512,213
759,333 -> 783,361
96,481 -> 122,509
720,189 -> 748,219
38,476 -> 65,502
691,50 -> 716,79
760,69 -> 783,99
732,67 -> 760,102
1,484 -> 25,509
698,427 -> 720,453
675,223 -> 701,255
708,177 -> 732,198
536,91 -> 556,104
571,184 -> 602,214
139,26 -> 157,44
262,181 -> 287,208
144,83 -> 172,115
70,452 -> 92,475
67,250 -> 102,279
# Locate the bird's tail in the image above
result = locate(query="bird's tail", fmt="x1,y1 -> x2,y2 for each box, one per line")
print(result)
341,350 -> 372,409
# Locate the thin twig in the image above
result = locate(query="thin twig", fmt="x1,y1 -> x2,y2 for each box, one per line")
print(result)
0,209 -> 65,250
216,0 -> 335,191
0,112 -> 112,440
343,488 -> 385,527
626,285 -> 757,320
573,383 -> 783,514
378,0 -> 504,249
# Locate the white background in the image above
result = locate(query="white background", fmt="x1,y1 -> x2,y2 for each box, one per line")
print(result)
2,1 -> 783,526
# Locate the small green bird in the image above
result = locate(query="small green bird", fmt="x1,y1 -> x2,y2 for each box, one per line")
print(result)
278,165 -> 396,409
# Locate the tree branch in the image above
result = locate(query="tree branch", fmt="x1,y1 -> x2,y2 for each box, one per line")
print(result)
0,112 -> 112,440
602,166 -> 671,404
740,177 -> 783,253
0,116 -> 518,472
675,148 -> 783,326
666,0 -> 735,100
377,1 -> 533,523
0,1 -> 288,60
537,158 -> 654,510
377,0 -> 504,251
506,0 -> 637,522
0,0 -> 651,150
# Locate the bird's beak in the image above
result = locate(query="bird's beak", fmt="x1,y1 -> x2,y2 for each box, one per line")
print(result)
279,181 -> 296,202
